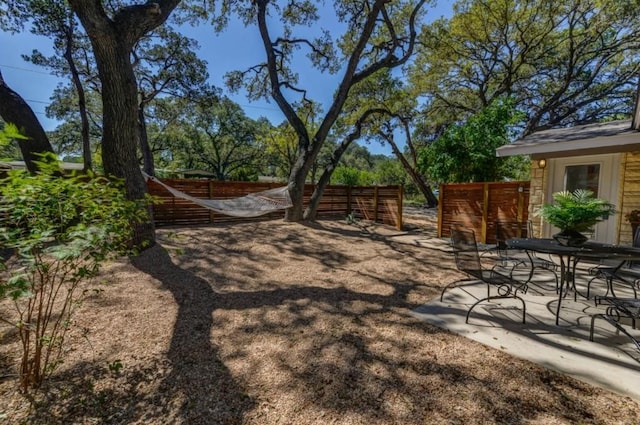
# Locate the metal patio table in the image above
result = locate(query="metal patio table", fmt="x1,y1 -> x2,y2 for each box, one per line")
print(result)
506,238 -> 640,325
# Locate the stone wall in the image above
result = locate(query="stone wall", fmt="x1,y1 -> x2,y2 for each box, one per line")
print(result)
618,152 -> 640,245
528,153 -> 640,244
528,160 -> 547,238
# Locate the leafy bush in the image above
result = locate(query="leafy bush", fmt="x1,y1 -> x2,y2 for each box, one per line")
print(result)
331,166 -> 374,186
0,154 -> 150,393
418,97 -> 526,183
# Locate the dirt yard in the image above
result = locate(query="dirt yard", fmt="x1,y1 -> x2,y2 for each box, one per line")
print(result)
1,211 -> 639,424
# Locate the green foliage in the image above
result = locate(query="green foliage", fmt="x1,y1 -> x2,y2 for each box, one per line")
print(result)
411,0 -> 640,134
536,189 -> 615,232
345,212 -> 358,225
173,97 -> 267,181
0,152 -> 150,393
373,158 -> 410,186
0,122 -> 28,145
418,97 -> 526,183
331,166 -> 375,186
107,359 -> 123,376
0,122 -> 26,161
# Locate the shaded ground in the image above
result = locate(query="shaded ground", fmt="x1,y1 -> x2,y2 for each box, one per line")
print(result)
1,215 -> 639,424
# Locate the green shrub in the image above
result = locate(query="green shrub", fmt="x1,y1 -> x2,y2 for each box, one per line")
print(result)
0,154 -> 150,393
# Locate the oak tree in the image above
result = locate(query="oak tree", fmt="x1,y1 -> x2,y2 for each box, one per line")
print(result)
225,0 -> 429,221
67,0 -> 184,245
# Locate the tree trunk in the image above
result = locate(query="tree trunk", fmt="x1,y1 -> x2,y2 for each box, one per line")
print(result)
304,154 -> 341,221
304,109 -> 385,220
63,30 -> 92,172
255,0 -> 409,222
384,131 -> 438,207
285,154 -> 310,221
139,104 -> 154,175
393,148 -> 438,207
69,1 -> 182,248
94,40 -> 155,245
0,69 -> 55,172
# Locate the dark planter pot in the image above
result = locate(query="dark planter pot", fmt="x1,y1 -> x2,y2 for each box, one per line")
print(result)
553,229 -> 588,247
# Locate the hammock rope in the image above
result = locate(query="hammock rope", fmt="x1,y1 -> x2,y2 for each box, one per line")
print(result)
143,172 -> 292,218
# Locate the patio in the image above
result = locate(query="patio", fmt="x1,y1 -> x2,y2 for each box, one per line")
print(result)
399,233 -> 640,400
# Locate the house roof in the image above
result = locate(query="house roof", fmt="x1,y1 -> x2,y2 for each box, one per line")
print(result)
495,119 -> 640,159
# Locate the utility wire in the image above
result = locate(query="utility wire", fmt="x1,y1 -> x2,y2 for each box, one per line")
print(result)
2,63 -> 283,113
0,63 -> 57,76
25,98 -> 50,104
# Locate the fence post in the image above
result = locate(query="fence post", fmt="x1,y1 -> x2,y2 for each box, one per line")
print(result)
397,185 -> 403,230
373,186 -> 379,223
481,182 -> 490,244
208,180 -> 215,224
517,183 -> 525,223
171,181 -> 176,226
347,186 -> 352,215
437,184 -> 444,238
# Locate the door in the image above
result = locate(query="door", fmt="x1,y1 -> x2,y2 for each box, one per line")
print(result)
545,154 -> 620,243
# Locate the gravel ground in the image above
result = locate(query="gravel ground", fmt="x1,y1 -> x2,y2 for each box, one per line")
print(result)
1,214 -> 639,424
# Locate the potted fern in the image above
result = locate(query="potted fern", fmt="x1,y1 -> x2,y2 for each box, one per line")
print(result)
625,209 -> 640,238
537,189 -> 615,247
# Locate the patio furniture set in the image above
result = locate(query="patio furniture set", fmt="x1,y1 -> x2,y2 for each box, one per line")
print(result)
442,223 -> 640,356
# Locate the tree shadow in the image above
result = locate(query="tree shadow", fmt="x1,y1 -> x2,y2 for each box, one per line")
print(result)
130,245 -> 254,424
138,224 -> 612,424
12,220 -> 631,424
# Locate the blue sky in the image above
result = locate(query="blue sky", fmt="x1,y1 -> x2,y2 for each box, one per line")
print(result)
0,2 -> 452,156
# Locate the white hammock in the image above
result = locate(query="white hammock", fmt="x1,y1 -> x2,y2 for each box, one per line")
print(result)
143,173 -> 292,218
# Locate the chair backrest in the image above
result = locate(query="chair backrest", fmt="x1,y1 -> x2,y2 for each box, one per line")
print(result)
450,227 -> 482,274
496,221 -> 528,249
630,226 -> 640,269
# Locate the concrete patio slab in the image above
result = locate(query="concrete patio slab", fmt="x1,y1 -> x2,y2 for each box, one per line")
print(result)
411,266 -> 640,400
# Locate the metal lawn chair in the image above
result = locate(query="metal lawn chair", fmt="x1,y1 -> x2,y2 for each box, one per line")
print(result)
590,297 -> 640,353
585,226 -> 640,299
495,221 -> 559,291
441,227 -> 528,324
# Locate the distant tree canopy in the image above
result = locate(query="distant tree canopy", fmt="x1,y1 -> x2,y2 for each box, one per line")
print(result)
225,0 -> 429,221
1,0 -> 639,239
176,97 -> 268,181
410,0 -> 640,137
419,97 -> 529,183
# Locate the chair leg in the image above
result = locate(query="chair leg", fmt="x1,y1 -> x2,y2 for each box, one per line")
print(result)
586,275 -> 601,299
523,265 -> 535,284
551,269 -> 560,294
608,276 -> 617,298
465,295 -> 527,324
590,313 -> 640,352
623,279 -> 638,299
590,314 -> 604,341
440,278 -> 477,302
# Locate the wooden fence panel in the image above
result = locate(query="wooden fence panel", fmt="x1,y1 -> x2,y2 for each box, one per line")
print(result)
438,181 -> 530,244
148,179 -> 403,229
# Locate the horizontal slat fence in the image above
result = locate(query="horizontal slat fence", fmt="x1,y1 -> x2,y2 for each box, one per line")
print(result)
438,181 -> 530,244
147,179 -> 403,229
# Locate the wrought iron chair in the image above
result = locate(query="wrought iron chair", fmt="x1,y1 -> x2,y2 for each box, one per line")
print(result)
590,297 -> 640,353
441,227 -> 528,323
495,221 -> 559,291
585,226 -> 640,299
